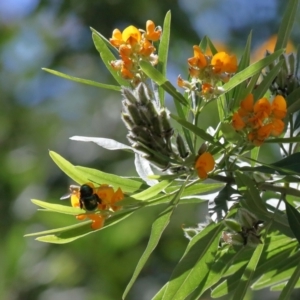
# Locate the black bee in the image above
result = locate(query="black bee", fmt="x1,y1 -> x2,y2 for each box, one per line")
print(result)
61,184 -> 102,211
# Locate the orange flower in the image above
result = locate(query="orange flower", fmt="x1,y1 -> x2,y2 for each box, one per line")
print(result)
188,45 -> 207,69
270,118 -> 285,136
70,183 -> 124,230
271,95 -> 287,119
195,152 -> 215,179
232,112 -> 246,131
145,20 -> 161,41
253,97 -> 272,119
231,93 -> 286,146
211,52 -> 237,74
238,94 -> 254,116
202,83 -> 213,94
139,39 -> 155,56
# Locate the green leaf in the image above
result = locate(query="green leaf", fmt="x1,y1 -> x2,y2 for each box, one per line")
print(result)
49,151 -> 146,193
235,171 -> 268,214
31,199 -> 83,215
220,122 -> 242,144
278,262 -> 300,300
173,100 -> 194,153
252,251 -> 300,290
26,208 -> 136,243
42,68 -> 121,91
232,31 -> 252,106
161,222 -> 223,300
223,50 -> 284,93
232,243 -> 264,300
122,182 -> 186,299
91,29 -> 129,86
243,152 -> 300,175
157,10 -> 171,106
131,180 -> 172,201
123,205 -> 173,299
287,87 -> 300,114
211,266 -> 246,298
274,0 -> 299,51
252,60 -> 283,100
139,61 -> 189,106
170,113 -> 223,147
285,201 -> 300,244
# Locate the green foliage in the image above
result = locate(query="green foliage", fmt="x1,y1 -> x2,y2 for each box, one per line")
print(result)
28,1 -> 300,299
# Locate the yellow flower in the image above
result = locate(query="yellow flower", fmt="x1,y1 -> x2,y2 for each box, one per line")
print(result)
195,152 -> 215,179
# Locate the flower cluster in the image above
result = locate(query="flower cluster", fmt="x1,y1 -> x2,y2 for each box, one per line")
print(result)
71,183 -> 124,230
194,152 -> 215,179
232,94 -> 287,146
178,45 -> 237,100
110,20 -> 161,84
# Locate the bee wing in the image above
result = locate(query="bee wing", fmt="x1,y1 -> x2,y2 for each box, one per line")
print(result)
60,185 -> 80,200
60,193 -> 71,200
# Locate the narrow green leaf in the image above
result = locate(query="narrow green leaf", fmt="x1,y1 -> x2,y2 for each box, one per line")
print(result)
122,182 -> 186,299
211,266 -> 246,298
75,166 -> 146,193
223,50 -> 284,93
278,262 -> 300,300
49,151 -> 145,193
235,171 -> 268,214
27,208 -> 136,243
232,31 -> 252,106
232,243 -> 264,300
252,60 -> 283,100
173,100 -> 194,153
123,205 -> 173,299
157,10 -> 171,106
42,68 -> 120,91
285,201 -> 300,244
152,284 -> 168,300
286,87 -> 300,114
131,180 -> 172,201
31,199 -> 83,215
199,36 -> 208,53
161,222 -> 223,300
170,113 -> 223,147
274,0 -> 299,51
91,30 -> 129,86
206,37 -> 218,55
139,61 -> 188,106
252,251 -> 300,290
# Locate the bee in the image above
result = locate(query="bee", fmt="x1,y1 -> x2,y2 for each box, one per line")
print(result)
61,184 -> 102,211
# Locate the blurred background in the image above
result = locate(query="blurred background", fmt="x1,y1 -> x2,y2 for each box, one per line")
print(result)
1,0 -> 300,299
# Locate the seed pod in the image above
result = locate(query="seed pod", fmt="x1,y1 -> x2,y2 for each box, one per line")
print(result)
122,88 -> 139,104
121,113 -> 135,130
136,82 -> 152,105
224,218 -> 242,232
131,126 -> 152,145
126,104 -> 145,126
176,134 -> 189,158
160,109 -> 173,139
